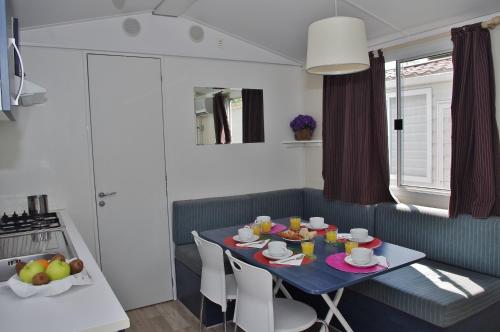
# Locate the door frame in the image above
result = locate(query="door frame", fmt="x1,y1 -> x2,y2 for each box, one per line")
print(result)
83,51 -> 174,296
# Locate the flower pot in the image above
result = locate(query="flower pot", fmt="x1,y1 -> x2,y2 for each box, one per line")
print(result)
294,128 -> 313,141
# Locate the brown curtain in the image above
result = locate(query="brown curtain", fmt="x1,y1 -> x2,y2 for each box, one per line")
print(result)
213,92 -> 231,144
322,50 -> 395,205
449,23 -> 500,218
242,89 -> 265,143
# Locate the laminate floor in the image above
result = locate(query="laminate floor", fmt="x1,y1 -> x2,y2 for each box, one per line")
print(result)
127,300 -> 337,332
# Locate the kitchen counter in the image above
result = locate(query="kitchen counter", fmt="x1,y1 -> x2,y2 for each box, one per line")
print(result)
0,210 -> 130,332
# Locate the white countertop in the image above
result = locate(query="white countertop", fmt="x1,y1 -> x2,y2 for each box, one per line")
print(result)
0,210 -> 130,332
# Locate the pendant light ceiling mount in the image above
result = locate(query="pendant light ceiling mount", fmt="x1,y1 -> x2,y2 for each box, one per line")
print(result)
306,0 -> 370,75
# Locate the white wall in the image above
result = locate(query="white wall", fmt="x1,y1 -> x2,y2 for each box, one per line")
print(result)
0,48 -> 99,256
0,14 -> 305,260
303,25 -> 500,209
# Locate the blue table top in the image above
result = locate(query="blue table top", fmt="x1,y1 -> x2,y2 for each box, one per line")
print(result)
201,218 -> 426,295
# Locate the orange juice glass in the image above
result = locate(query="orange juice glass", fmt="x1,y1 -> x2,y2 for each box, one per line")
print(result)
252,223 -> 261,236
325,229 -> 337,243
301,241 -> 315,257
345,240 -> 358,255
261,220 -> 272,234
290,216 -> 301,231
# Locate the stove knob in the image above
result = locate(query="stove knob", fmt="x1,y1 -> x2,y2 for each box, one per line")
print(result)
21,211 -> 28,217
12,212 -> 18,218
1,213 -> 7,221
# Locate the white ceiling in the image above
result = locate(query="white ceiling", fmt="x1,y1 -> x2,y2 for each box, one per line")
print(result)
11,0 -> 500,63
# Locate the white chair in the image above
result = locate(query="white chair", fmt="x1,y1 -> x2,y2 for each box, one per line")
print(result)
225,250 -> 317,332
192,231 -> 237,332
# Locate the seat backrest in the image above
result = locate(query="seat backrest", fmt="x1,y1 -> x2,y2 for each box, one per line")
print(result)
303,188 -> 376,234
192,231 -> 228,310
375,203 -> 500,277
173,195 -> 254,245
225,250 -> 274,332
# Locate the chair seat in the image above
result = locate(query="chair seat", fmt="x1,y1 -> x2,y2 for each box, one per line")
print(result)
350,259 -> 500,328
273,298 -> 317,332
225,274 -> 237,300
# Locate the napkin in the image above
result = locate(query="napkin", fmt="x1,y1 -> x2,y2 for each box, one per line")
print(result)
337,233 -> 352,240
270,254 -> 304,266
376,256 -> 389,268
236,239 -> 270,249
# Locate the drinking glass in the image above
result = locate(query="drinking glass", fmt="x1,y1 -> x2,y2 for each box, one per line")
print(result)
301,241 -> 315,257
290,216 -> 301,231
252,223 -> 261,236
325,229 -> 337,243
345,240 -> 358,255
261,220 -> 272,234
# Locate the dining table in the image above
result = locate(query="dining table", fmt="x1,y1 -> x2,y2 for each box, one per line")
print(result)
200,218 -> 426,332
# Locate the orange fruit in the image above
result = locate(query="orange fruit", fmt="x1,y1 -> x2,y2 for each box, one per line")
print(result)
36,259 -> 49,270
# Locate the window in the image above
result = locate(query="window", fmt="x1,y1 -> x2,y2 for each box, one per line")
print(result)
229,97 -> 243,144
385,53 -> 453,192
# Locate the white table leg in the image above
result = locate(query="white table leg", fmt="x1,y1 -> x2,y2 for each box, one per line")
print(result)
273,278 -> 292,299
320,289 -> 353,332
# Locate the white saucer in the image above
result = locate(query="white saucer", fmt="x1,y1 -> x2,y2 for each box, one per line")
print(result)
344,255 -> 378,267
304,223 -> 329,230
351,235 -> 374,244
262,249 -> 294,260
233,234 -> 259,243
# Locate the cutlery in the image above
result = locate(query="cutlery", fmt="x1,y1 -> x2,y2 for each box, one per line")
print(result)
236,239 -> 269,247
270,254 -> 304,264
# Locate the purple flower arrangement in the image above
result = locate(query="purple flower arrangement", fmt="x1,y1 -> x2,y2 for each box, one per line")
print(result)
290,114 -> 316,132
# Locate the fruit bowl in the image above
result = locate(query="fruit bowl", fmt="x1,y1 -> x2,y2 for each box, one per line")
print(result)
7,257 -> 92,298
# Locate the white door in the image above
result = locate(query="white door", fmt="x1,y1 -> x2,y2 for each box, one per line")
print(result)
87,54 -> 173,310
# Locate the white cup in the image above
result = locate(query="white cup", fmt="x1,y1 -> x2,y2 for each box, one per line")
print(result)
238,227 -> 253,241
350,228 -> 369,242
309,217 -> 325,229
268,241 -> 287,257
351,247 -> 373,265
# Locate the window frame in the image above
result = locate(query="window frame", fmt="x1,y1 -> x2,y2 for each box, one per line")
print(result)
390,51 -> 453,205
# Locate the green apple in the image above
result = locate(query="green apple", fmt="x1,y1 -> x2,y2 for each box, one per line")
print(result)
46,260 -> 70,281
19,261 -> 45,284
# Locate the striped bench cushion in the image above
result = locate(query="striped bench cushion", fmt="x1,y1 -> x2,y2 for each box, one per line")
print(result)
303,188 -> 376,234
249,189 -> 304,220
375,203 -> 500,277
172,194 -> 253,245
351,259 -> 500,327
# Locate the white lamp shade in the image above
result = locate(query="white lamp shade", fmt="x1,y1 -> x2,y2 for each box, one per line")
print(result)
306,16 -> 370,75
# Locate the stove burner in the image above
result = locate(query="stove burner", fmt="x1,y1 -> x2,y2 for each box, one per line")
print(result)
0,212 -> 60,235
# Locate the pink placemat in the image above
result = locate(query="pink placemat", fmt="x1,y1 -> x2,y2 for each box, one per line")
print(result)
269,223 -> 287,234
325,253 -> 386,274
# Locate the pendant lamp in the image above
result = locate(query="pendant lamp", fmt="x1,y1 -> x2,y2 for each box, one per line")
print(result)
306,0 -> 370,75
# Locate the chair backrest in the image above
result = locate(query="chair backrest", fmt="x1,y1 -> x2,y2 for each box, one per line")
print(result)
191,231 -> 228,310
225,250 -> 274,332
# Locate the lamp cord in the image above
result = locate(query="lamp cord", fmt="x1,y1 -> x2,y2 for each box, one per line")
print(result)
334,0 -> 338,16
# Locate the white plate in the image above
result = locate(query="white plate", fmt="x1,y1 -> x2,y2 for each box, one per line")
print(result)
302,223 -> 329,230
344,255 -> 378,268
337,233 -> 374,243
262,249 -> 294,260
278,234 -> 303,242
351,235 -> 374,244
233,234 -> 259,243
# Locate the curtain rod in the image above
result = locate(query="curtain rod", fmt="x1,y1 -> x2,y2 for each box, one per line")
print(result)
380,15 -> 499,53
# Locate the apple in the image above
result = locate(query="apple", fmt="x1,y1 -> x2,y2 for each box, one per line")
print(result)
46,260 -> 70,281
19,261 -> 45,284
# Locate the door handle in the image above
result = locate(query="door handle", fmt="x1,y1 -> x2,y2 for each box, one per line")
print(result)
98,192 -> 117,198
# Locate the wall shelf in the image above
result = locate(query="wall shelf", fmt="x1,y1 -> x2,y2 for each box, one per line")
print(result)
281,140 -> 322,146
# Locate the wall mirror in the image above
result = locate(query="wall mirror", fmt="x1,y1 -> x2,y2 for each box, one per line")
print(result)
194,87 -> 264,145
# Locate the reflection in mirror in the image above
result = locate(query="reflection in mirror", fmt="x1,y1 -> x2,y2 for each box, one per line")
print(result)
194,87 -> 264,145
